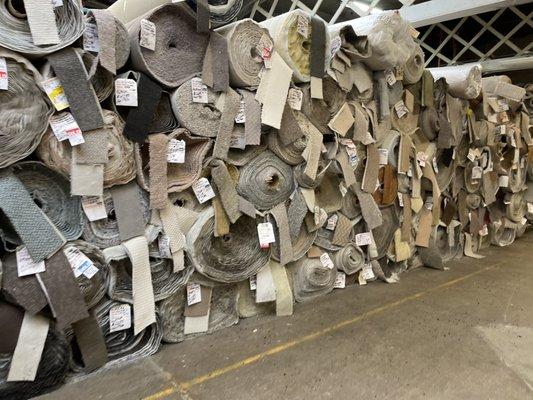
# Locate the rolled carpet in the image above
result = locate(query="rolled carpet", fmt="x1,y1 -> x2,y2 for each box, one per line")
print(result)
128,3 -> 209,88
216,19 -> 272,87
428,65 -> 482,100
0,162 -> 83,247
186,207 -> 271,283
187,0 -> 243,27
402,44 -> 425,85
0,49 -> 52,168
333,243 -> 365,275
0,0 -> 84,57
288,256 -> 336,302
159,283 -> 239,343
37,110 -> 136,190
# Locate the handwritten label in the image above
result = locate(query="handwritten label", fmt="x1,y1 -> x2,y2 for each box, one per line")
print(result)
398,192 -> 404,207
355,232 -> 373,247
235,101 -> 245,124
287,88 -> 303,111
187,283 -> 202,306
361,264 -> 375,280
115,78 -> 138,107
81,196 -> 107,222
83,22 -> 99,52
378,148 -> 389,165
394,100 -> 409,118
471,166 -> 483,180
158,234 -> 172,259
140,19 -> 156,50
109,304 -> 131,333
42,77 -> 69,111
320,253 -> 334,270
257,222 -> 275,249
249,275 -> 257,290
192,178 -> 215,204
326,214 -> 338,231
191,77 -> 208,103
334,272 -> 346,289
385,69 -> 397,86
297,14 -> 309,37
167,139 -> 186,163
64,247 -> 98,279
16,247 -> 45,277
330,36 -> 342,56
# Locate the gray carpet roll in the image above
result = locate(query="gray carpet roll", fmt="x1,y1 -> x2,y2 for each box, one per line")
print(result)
288,256 -> 336,302
0,49 -> 52,168
333,243 -> 365,275
128,3 -> 209,88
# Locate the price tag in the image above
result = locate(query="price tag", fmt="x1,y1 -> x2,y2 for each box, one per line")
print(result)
287,88 -> 303,111
158,234 -> 172,259
378,148 -> 389,165
330,36 -> 342,56
49,112 -> 84,145
192,178 -> 215,204
498,175 -> 509,188
320,253 -> 334,270
249,275 -> 257,290
64,247 -> 98,279
527,202 -> 533,214
140,19 -> 156,51
0,57 -> 8,90
361,264 -> 375,280
479,225 -> 489,237
81,196 -> 107,221
191,77 -> 208,103
109,304 -> 131,333
167,139 -> 186,163
385,69 -> 396,86
83,22 -> 99,52
297,14 -> 309,37
257,34 -> 273,67
16,247 -> 45,277
334,272 -> 346,289
42,77 -> 69,111
115,78 -> 138,107
326,214 -> 338,231
355,232 -> 373,247
417,152 -> 428,167
471,166 -> 483,180
395,66 -> 404,81
257,222 -> 275,249
235,101 -> 245,124
409,25 -> 420,38
187,283 -> 202,306
398,192 -> 404,207
394,100 -> 409,118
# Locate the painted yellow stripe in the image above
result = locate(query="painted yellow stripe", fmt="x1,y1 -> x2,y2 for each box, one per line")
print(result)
144,262 -> 503,399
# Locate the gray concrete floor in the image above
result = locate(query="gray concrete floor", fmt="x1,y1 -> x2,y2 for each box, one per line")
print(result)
39,230 -> 533,400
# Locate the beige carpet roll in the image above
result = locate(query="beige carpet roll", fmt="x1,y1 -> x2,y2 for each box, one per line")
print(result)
428,65 -> 482,100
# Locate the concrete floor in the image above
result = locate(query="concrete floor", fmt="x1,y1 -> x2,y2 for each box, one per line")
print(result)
39,230 -> 533,400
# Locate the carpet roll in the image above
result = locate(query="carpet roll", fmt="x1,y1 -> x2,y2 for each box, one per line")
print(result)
217,19 -> 272,87
186,208 -> 270,283
333,243 -> 365,275
237,150 -> 295,211
267,130 -> 306,166
128,3 -> 209,88
288,256 -> 336,302
402,45 -> 425,85
0,162 -> 83,246
188,0 -> 242,27
0,0 -> 84,57
0,49 -> 52,168
37,110 -> 136,189
428,65 -> 482,100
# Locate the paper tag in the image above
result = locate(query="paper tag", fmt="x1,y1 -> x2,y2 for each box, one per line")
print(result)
385,69 -> 396,86
158,234 -> 172,259
409,25 -> 420,38
362,264 -> 375,280
187,283 -> 202,306
42,77 -> 69,111
109,304 -> 131,333
527,202 -> 533,214
398,192 -> 404,207
330,36 -> 342,56
326,214 -> 338,230
471,166 -> 483,180
16,247 -> 45,277
230,129 -> 246,149
66,125 -> 84,146
395,66 -> 404,81
467,148 -> 476,162
191,77 -> 208,104
339,182 -> 348,197
346,147 -> 358,167
297,14 -> 309,37
64,247 -> 98,279
498,99 -> 509,111
257,34 -> 273,66
498,175 -> 509,187
378,148 -> 389,165
287,88 -> 303,111
257,222 -> 275,249
167,139 -> 186,163
249,275 -> 257,290
320,253 -> 334,270
394,100 -> 409,118
0,57 -> 8,90
81,196 -> 107,221
334,272 -> 346,289
140,19 -> 156,51
425,196 -> 433,211
479,225 -> 489,237
192,178 -> 215,204
235,101 -> 245,123
496,125 -> 506,135
83,22 -> 99,52
416,152 -> 428,167
115,78 -> 138,107
432,158 -> 439,173
355,232 -> 373,246
49,112 -> 77,141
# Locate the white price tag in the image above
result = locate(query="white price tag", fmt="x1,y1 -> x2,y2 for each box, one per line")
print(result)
235,101 -> 245,123
471,166 -> 483,180
527,202 -> 533,214
479,225 -> 489,237
361,264 -> 375,280
498,175 -> 509,188
334,272 -> 346,289
297,14 -> 309,37
83,22 -> 99,52
394,100 -> 408,118
467,149 -> 476,162
398,192 -> 404,207
167,139 -> 186,163
49,112 -> 84,145
109,304 -> 131,333
0,57 -> 7,90
378,148 -> 389,165
16,247 -> 45,277
115,78 -> 138,107
81,196 -> 107,222
330,36 -> 342,56
64,247 -> 98,279
320,253 -> 334,270
140,19 -> 156,51
257,34 -> 273,66
385,69 -> 397,86
158,234 -> 172,259
42,77 -> 69,111
187,283 -> 202,306
346,147 -> 358,167
355,232 -> 373,247
326,214 -> 338,231
287,88 -> 303,111
257,222 -> 275,249
249,275 -> 257,290
417,152 -> 428,167
192,178 -> 215,204
191,77 -> 208,103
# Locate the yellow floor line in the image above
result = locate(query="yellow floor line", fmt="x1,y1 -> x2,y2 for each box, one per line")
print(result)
144,262 -> 503,400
